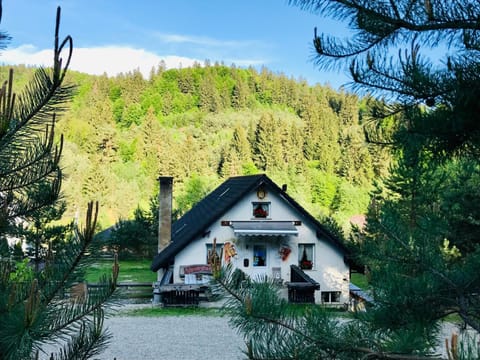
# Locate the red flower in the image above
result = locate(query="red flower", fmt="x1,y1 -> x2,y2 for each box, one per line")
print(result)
300,260 -> 312,270
253,206 -> 268,218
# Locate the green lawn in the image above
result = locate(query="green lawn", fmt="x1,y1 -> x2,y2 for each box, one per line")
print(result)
85,259 -> 156,283
117,306 -> 222,317
350,272 -> 369,289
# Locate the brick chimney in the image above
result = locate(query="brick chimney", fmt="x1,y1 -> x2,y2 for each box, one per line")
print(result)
158,176 -> 173,254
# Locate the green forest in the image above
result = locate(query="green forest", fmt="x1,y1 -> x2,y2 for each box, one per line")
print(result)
4,62 -> 386,231
3,1 -> 480,358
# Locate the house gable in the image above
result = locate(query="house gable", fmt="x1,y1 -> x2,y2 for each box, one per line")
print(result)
151,174 -> 348,272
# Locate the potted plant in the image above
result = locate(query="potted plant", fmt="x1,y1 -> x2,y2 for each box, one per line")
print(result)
253,204 -> 268,218
299,247 -> 313,270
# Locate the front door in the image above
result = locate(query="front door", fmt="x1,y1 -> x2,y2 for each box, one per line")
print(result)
251,243 -> 267,279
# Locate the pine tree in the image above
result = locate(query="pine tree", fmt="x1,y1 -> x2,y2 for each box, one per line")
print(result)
219,124 -> 254,177
0,29 -> 68,231
213,1 -> 480,358
253,112 -> 282,171
17,185 -> 70,273
198,71 -> 221,113
0,6 -> 117,359
1,202 -> 118,360
231,71 -> 249,109
109,206 -> 157,258
137,106 -> 162,175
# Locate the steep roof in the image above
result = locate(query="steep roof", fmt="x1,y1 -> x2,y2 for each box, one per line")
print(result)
151,174 -> 347,272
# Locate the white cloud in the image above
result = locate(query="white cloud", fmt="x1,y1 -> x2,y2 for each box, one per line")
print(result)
155,32 -> 260,48
1,44 -> 52,67
0,45 -> 202,78
69,47 -> 202,77
0,45 -> 268,77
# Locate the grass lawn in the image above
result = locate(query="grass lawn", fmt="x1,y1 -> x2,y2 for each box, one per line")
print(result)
116,303 -> 351,318
116,306 -> 222,317
350,272 -> 369,289
85,259 -> 156,283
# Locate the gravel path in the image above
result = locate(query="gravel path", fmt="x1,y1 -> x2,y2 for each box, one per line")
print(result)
97,309 -> 246,360
60,304 -> 466,360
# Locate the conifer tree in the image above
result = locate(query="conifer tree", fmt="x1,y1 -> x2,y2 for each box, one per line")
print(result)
0,5 -> 117,359
231,73 -> 249,109
199,71 -> 221,113
219,124 -> 254,177
213,1 -> 480,359
17,186 -> 70,272
253,112 -> 283,171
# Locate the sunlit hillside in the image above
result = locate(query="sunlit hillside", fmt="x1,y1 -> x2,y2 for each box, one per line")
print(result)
4,63 -> 390,231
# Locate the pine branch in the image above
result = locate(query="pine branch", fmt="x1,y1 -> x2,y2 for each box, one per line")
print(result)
46,309 -> 112,360
6,7 -> 73,139
214,266 -> 442,359
0,8 -> 71,227
42,202 -> 104,304
0,132 -> 62,191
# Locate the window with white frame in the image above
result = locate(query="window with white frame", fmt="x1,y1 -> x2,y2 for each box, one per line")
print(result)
252,202 -> 270,218
298,244 -> 314,270
321,291 -> 341,304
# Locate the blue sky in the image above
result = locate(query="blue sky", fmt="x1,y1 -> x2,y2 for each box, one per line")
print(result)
1,0 -> 350,89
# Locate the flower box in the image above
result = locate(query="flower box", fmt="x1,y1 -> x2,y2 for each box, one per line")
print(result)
300,260 -> 313,270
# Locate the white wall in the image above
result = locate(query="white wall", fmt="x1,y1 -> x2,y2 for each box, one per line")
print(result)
171,185 -> 350,305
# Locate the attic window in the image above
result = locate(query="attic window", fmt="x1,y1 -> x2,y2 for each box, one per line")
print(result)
252,202 -> 269,218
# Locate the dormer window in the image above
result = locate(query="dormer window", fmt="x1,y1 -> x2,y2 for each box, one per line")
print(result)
253,202 -> 269,218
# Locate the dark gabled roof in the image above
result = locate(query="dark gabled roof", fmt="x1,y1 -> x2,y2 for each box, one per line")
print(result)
151,174 -> 347,272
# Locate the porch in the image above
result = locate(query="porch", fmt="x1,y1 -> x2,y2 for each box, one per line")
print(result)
153,264 -> 320,307
286,265 -> 320,303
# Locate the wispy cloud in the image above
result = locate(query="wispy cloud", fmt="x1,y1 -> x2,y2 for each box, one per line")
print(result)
1,45 -> 269,77
154,32 -> 261,49
223,58 -> 267,67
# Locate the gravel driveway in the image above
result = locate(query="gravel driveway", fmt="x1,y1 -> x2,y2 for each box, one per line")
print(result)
85,304 -> 467,360
97,309 -> 246,360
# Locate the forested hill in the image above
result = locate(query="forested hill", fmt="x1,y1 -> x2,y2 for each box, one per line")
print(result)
4,63 -> 390,231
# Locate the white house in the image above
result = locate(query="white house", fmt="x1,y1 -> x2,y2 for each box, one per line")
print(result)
151,174 -> 351,306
